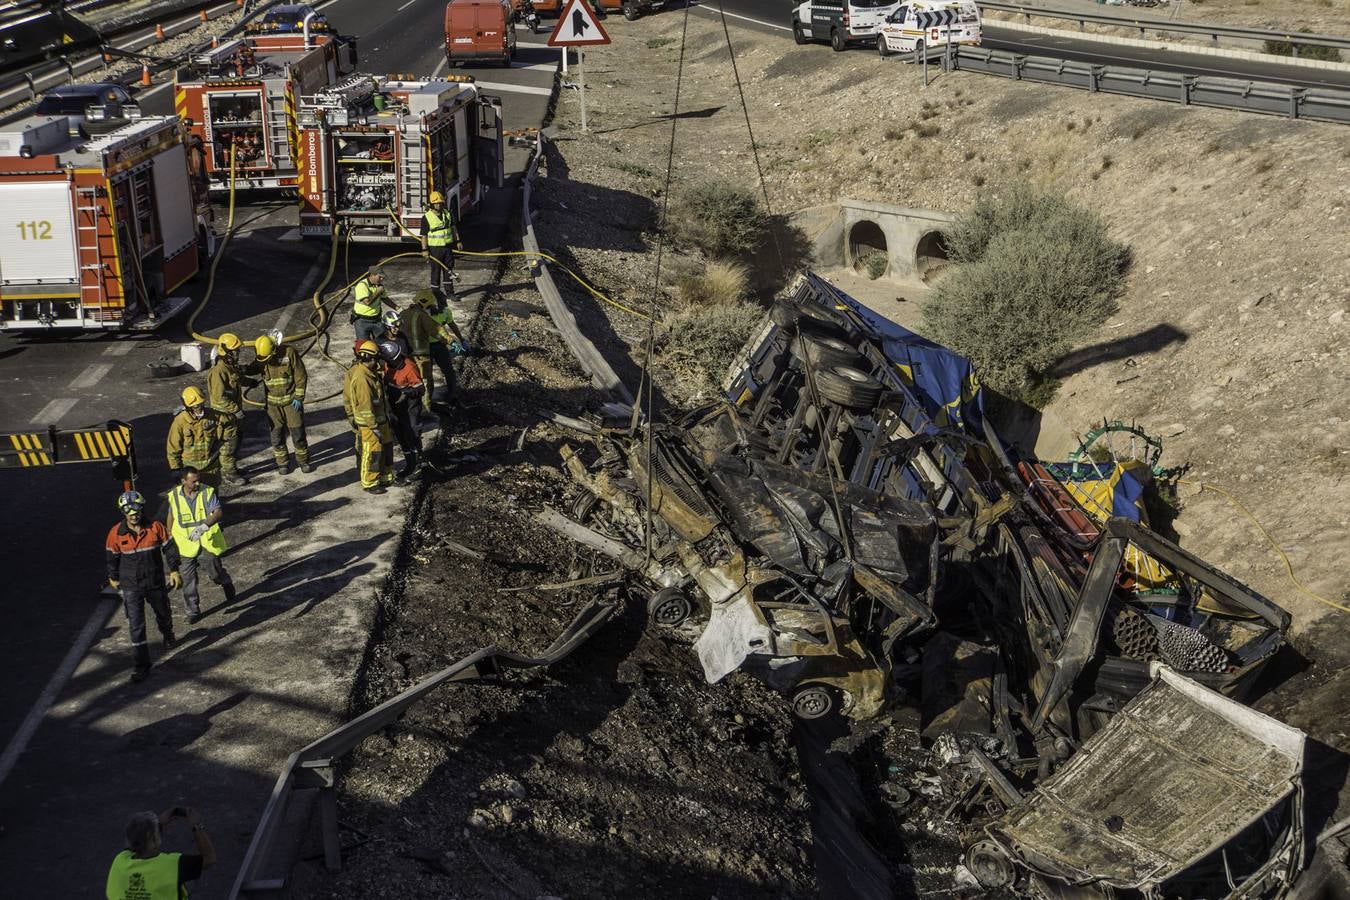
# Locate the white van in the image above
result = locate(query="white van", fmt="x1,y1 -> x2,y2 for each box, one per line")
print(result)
792,0 -> 904,52
875,0 -> 981,57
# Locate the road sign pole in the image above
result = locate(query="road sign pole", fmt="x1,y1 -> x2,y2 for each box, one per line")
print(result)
562,46 -> 568,74
579,49 -> 587,132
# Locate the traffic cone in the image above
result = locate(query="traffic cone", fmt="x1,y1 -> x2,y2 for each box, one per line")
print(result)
211,35 -> 219,48
101,51 -> 111,64
199,9 -> 207,21
140,63 -> 151,87
155,23 -> 165,41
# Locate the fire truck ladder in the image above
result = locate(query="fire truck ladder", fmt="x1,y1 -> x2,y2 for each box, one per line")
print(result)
398,128 -> 427,221
74,186 -> 104,326
265,82 -> 292,170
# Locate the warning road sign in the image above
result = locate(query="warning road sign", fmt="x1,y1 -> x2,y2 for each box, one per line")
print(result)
547,0 -> 612,47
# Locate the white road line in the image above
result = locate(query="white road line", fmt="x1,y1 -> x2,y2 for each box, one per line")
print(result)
517,41 -> 556,48
30,397 -> 78,424
103,341 -> 135,357
68,362 -> 112,391
0,597 -> 118,790
473,80 -> 554,96
689,3 -> 790,32
433,54 -> 449,77
397,0 -> 419,9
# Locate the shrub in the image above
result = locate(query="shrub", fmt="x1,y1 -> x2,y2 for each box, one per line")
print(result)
672,181 -> 768,258
922,183 -> 1128,403
858,249 -> 889,279
647,37 -> 676,49
660,301 -> 763,397
912,123 -> 941,138
1264,34 -> 1341,62
676,260 -> 748,306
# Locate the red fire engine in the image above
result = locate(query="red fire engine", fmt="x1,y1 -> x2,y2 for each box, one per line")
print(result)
295,74 -> 503,242
0,115 -> 214,332
173,29 -> 356,193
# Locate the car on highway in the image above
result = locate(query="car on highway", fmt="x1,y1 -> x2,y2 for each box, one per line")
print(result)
33,83 -> 140,135
875,0 -> 981,57
792,0 -> 902,51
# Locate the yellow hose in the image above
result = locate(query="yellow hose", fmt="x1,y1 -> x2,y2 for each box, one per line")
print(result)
1178,479 -> 1349,615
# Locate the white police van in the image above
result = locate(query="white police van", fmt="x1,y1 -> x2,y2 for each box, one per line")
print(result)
875,0 -> 981,57
792,0 -> 904,51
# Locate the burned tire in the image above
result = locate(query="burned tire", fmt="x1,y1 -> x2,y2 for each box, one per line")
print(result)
813,364 -> 883,409
647,588 -> 692,627
791,683 -> 836,720
792,333 -> 864,370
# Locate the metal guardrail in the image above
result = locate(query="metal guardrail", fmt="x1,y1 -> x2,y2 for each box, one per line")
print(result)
228,598 -> 619,897
949,45 -> 1350,123
977,1 -> 1350,56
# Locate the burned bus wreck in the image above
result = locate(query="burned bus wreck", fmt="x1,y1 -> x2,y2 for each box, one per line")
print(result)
540,272 -> 1304,898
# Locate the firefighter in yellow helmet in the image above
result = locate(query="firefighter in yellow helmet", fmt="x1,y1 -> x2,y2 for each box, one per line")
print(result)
166,385 -> 224,489
420,190 -> 459,298
253,333 -> 313,475
205,332 -> 249,485
342,339 -> 396,493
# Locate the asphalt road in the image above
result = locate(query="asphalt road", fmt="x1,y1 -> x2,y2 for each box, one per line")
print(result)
706,0 -> 1350,89
0,0 -> 555,865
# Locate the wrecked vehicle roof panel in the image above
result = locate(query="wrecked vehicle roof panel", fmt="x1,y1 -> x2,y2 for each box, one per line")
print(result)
993,665 -> 1304,891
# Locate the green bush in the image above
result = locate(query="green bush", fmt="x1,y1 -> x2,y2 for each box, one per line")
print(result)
922,183 -> 1128,403
1263,34 -> 1341,62
672,181 -> 769,258
858,249 -> 889,279
660,301 -> 763,397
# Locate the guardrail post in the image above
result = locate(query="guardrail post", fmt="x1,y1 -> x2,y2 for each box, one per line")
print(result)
1289,88 -> 1303,119
24,72 -> 36,101
1291,43 -> 1300,59
1181,76 -> 1193,106
299,759 -> 342,871
1089,66 -> 1099,92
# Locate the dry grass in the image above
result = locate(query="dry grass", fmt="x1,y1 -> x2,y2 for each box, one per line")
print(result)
676,260 -> 748,306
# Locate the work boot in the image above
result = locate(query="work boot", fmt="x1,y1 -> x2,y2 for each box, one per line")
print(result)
223,468 -> 249,486
130,667 -> 150,684
396,453 -> 418,483
278,458 -> 294,475
186,612 -> 201,625
363,485 -> 386,495
163,632 -> 177,651
300,461 -> 316,473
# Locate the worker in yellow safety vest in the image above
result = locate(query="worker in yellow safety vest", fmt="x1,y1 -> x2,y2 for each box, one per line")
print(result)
343,339 -> 397,494
420,190 -> 460,298
253,333 -> 313,475
105,807 -> 215,900
351,269 -> 395,344
166,386 -> 224,489
165,465 -> 236,624
401,289 -> 468,413
205,332 -> 250,485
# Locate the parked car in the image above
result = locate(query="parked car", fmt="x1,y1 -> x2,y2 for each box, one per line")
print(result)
791,0 -> 902,51
876,0 -> 981,58
34,83 -> 140,135
444,0 -> 516,67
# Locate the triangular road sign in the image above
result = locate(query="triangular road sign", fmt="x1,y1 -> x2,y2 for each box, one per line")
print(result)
547,0 -> 612,47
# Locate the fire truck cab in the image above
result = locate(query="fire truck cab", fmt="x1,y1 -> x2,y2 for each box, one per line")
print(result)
296,74 -> 504,243
0,115 -> 214,332
174,30 -> 356,193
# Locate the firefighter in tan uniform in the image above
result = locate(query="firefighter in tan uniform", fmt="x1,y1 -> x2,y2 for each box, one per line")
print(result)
166,386 -> 224,489
205,332 -> 249,485
342,339 -> 395,494
252,334 -> 313,475
400,290 -> 467,413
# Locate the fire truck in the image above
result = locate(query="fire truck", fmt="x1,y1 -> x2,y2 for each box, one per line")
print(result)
173,29 -> 356,193
0,115 -> 214,332
295,74 -> 503,242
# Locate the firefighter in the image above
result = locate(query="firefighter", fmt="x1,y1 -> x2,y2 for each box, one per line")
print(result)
166,386 -> 224,489
351,270 -> 395,344
342,340 -> 396,494
420,190 -> 460,298
379,339 -> 424,480
165,465 -> 236,623
253,334 -> 313,475
206,332 -> 249,485
401,290 -> 467,412
106,490 -> 182,682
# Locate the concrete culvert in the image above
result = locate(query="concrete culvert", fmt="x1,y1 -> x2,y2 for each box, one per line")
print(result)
916,230 -> 950,282
848,220 -> 889,279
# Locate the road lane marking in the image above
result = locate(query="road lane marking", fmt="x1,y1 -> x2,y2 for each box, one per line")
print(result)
68,362 -> 112,391
689,3 -> 790,32
433,54 -> 449,77
30,397 -> 78,424
103,341 -> 135,357
397,0 -> 419,9
473,80 -> 554,96
0,596 -> 118,790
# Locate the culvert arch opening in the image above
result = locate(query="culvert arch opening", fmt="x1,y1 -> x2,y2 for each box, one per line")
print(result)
848,220 -> 889,279
916,230 -> 950,282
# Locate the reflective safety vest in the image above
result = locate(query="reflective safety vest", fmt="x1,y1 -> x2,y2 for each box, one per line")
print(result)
424,207 -> 454,247
105,849 -> 181,900
352,278 -> 385,319
168,484 -> 227,558
430,303 -> 454,332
